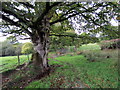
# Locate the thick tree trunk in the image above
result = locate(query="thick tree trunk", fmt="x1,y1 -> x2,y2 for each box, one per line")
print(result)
31,34 -> 49,70
31,16 -> 50,71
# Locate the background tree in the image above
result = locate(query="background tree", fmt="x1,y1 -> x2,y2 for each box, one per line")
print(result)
1,1 -> 118,72
0,40 -> 15,56
21,42 -> 33,62
14,43 -> 22,65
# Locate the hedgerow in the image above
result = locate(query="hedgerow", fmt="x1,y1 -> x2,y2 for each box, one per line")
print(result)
99,39 -> 120,50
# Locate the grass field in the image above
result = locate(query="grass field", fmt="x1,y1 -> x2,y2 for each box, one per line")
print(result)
78,43 -> 101,51
26,54 -> 118,88
1,43 -> 119,88
0,55 -> 31,73
25,44 -> 118,88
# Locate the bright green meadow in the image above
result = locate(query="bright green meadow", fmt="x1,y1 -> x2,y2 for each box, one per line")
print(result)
26,44 -> 118,88
1,43 -> 118,88
0,55 -> 31,73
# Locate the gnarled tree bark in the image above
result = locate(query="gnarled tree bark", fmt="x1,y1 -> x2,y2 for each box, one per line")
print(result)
31,16 -> 50,71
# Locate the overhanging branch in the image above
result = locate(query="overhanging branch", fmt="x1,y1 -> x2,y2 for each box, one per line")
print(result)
2,14 -> 32,36
50,12 -> 80,25
49,34 -> 93,39
50,2 -> 112,25
34,2 -> 62,27
19,2 -> 34,8
2,7 -> 30,26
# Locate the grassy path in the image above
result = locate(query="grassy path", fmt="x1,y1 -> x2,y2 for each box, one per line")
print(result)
47,54 -> 118,88
26,55 -> 91,88
49,57 -> 88,88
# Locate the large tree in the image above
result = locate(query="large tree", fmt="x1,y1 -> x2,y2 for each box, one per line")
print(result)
0,1 -> 118,71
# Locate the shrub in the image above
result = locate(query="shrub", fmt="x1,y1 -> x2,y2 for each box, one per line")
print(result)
99,39 -> 120,50
82,49 -> 119,62
21,42 -> 34,54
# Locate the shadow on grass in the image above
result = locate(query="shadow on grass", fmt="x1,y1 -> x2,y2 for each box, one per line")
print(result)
2,62 -> 63,88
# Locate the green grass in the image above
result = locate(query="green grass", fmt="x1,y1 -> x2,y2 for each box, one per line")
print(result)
0,54 -> 31,73
1,43 -> 119,88
26,54 -> 118,88
78,43 -> 101,51
25,43 -> 118,88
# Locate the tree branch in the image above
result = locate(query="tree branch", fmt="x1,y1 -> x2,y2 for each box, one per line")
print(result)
50,2 -> 62,8
19,2 -> 34,8
33,2 -> 62,27
50,12 -> 80,25
59,7 -> 76,19
49,34 -> 97,40
2,8 -> 30,26
46,2 -> 50,10
2,14 -> 32,36
50,2 -> 111,25
80,13 -> 116,36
